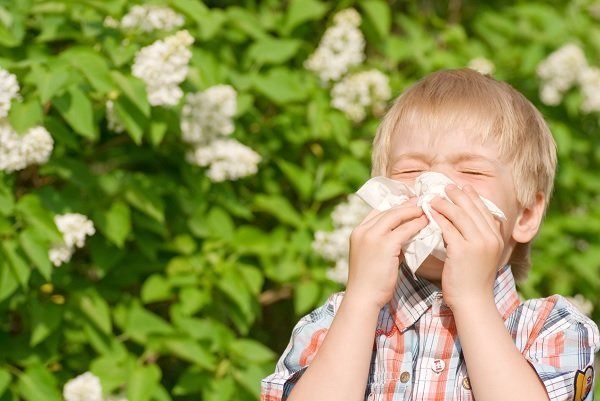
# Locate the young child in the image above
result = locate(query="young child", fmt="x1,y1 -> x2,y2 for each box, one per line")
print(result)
261,69 -> 599,401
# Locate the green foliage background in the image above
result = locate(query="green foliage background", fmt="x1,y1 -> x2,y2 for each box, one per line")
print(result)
0,0 -> 599,400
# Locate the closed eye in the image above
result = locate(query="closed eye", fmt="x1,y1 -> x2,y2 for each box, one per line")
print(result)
460,170 -> 487,176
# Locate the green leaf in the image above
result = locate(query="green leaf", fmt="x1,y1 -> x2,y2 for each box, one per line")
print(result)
63,48 -> 115,94
141,274 -> 172,304
0,254 -> 19,302
124,180 -> 165,224
170,0 -> 208,22
19,228 -> 52,280
188,206 -> 234,240
217,268 -> 253,326
196,9 -> 227,41
53,85 -> 97,139
178,287 -> 209,316
114,96 -> 147,145
90,353 -> 129,395
229,339 -> 276,363
360,0 -> 391,40
239,265 -> 263,295
75,289 -> 112,335
252,68 -> 309,104
30,299 -> 63,346
17,364 -> 61,401
276,159 -> 313,201
163,337 -> 216,370
226,7 -> 268,41
232,364 -> 267,397
253,194 -> 304,227
36,63 -> 71,103
149,119 -> 168,147
0,9 -> 25,47
314,180 -> 349,202
96,200 -> 131,248
294,280 -> 320,315
0,368 -> 11,398
201,375 -> 235,401
247,38 -> 301,65
172,367 -> 208,395
110,71 -> 150,117
124,303 -> 174,344
7,99 -> 44,133
2,240 -> 30,289
127,364 -> 161,401
15,194 -> 62,243
0,178 -> 15,216
283,0 -> 328,34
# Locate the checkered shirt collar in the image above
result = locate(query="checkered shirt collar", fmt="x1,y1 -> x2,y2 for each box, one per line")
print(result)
388,263 -> 521,333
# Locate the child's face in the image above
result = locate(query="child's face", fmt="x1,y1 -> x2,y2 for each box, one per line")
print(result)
387,120 -> 523,281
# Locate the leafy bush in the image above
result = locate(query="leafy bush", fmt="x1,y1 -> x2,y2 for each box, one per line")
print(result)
0,1 -> 598,400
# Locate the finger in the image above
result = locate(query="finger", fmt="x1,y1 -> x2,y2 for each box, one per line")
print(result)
430,194 -> 481,239
359,198 -> 419,227
441,185 -> 496,238
430,208 -> 462,245
390,214 -> 429,245
369,206 -> 425,233
361,200 -> 422,231
359,208 -> 383,226
461,185 -> 502,235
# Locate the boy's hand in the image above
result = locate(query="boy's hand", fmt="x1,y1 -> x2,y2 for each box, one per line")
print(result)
429,185 -> 504,311
346,198 -> 428,310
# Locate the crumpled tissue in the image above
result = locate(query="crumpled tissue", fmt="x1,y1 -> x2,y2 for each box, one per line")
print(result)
356,171 -> 506,275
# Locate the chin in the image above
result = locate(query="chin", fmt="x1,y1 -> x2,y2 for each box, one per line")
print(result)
414,256 -> 445,282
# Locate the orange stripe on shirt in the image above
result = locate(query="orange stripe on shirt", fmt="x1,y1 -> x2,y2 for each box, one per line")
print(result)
299,328 -> 328,366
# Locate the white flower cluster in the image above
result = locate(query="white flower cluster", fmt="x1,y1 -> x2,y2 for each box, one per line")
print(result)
63,371 -> 127,401
537,43 -> 600,113
180,85 -> 237,145
578,66 -> 600,113
467,57 -> 495,75
312,194 -> 371,284
120,5 -> 184,32
0,122 -> 53,172
105,100 -> 125,133
0,67 -> 20,118
331,70 -> 391,123
304,8 -> 365,82
181,85 -> 260,182
132,30 -> 194,106
537,44 -> 587,106
49,213 -> 96,267
304,9 -> 391,123
186,139 -> 261,182
63,372 -> 103,401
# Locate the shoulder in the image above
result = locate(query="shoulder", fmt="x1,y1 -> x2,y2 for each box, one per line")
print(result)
508,294 -> 600,353
298,291 -> 345,324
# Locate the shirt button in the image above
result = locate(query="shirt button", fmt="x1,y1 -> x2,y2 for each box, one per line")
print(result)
431,359 -> 445,373
462,377 -> 471,390
400,371 -> 411,383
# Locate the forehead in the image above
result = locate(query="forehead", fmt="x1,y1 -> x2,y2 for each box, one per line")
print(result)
389,107 -> 501,158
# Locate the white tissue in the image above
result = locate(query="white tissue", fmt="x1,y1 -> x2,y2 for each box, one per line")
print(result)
356,172 -> 506,275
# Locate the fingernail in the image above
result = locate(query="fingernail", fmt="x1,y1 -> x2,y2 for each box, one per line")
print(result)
446,184 -> 458,191
463,184 -> 473,192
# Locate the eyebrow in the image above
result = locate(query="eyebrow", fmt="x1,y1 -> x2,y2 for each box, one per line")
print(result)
391,152 -> 498,165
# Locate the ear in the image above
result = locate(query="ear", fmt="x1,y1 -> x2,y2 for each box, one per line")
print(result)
512,192 -> 546,243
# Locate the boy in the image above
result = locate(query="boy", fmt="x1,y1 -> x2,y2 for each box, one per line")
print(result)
261,69 -> 599,401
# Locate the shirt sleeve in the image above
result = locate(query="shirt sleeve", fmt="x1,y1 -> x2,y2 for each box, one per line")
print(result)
518,295 -> 600,401
260,292 -> 343,401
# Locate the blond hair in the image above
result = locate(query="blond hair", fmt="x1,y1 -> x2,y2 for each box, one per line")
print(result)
371,69 -> 557,280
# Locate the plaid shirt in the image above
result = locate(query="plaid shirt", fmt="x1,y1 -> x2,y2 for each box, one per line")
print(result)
261,264 -> 600,401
